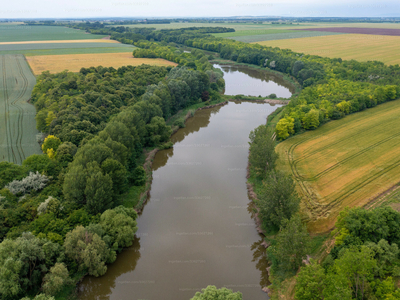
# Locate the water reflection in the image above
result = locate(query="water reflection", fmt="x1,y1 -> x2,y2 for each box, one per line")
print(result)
79,96 -> 284,300
213,64 -> 295,98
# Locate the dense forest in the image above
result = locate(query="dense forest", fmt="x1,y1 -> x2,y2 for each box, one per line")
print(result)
0,48 -> 225,299
81,25 -> 400,140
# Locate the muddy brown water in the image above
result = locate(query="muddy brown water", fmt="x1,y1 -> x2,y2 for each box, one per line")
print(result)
79,65 -> 291,300
213,64 -> 295,98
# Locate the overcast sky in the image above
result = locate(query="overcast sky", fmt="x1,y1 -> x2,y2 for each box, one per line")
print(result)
1,0 -> 399,19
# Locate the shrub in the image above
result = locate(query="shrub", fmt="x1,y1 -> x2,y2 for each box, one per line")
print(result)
5,172 -> 49,195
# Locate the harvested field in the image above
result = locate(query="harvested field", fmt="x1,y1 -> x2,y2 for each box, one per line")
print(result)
227,31 -> 345,43
26,52 -> 177,75
0,25 -> 106,42
1,47 -> 137,57
0,55 -> 42,165
275,98 -> 400,233
294,27 -> 400,36
255,34 -> 400,65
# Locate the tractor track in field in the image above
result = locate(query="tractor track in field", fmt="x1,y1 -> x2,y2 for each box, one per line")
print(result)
1,55 -> 17,163
285,119 -> 400,220
13,55 -> 29,161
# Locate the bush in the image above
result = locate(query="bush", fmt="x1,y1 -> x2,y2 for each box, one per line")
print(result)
174,118 -> 185,128
132,166 -> 146,186
5,172 -> 49,195
268,93 -> 277,99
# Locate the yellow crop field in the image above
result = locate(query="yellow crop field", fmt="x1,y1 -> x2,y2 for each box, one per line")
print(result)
275,98 -> 400,233
254,34 -> 400,65
26,52 -> 177,75
0,39 -> 118,45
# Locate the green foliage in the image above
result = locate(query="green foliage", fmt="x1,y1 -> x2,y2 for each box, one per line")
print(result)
42,263 -> 71,296
275,116 -> 294,140
99,206 -> 138,251
132,166 -> 146,186
248,125 -> 278,178
0,233 -> 61,299
64,226 -> 111,277
190,285 -> 242,300
268,214 -> 310,274
256,171 -> 300,230
295,259 -> 325,300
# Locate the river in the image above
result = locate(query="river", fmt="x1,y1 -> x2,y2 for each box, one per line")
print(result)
78,65 -> 292,300
213,64 -> 295,98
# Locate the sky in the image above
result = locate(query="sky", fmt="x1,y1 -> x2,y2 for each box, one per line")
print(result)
0,0 -> 399,19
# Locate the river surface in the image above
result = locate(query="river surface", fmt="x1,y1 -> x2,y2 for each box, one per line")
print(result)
79,64 -> 290,300
213,64 -> 294,98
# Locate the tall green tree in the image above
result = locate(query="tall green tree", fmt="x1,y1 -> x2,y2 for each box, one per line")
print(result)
269,214 -> 310,272
256,171 -> 300,229
248,125 -> 278,178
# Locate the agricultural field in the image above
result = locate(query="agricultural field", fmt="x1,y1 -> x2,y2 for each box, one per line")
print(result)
222,30 -> 345,43
255,34 -> 400,65
26,52 -> 178,74
0,42 -> 134,52
0,55 -> 42,165
0,25 -> 106,42
275,98 -> 400,233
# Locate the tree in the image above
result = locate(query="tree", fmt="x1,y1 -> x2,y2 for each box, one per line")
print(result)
269,214 -> 310,272
302,109 -> 320,130
257,171 -> 300,229
275,117 -> 294,140
144,116 -> 172,147
84,162 -> 113,215
0,233 -> 61,298
41,135 -> 62,155
333,246 -> 377,299
295,259 -> 325,300
132,166 -> 146,186
190,285 -> 242,300
248,125 -> 278,178
42,263 -> 71,296
322,272 -> 352,300
64,226 -> 111,277
100,206 -> 138,251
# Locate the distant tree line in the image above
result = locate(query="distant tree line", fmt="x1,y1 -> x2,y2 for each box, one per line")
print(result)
84,26 -> 400,140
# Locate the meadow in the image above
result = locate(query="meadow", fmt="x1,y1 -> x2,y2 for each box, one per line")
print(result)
255,34 -> 400,65
0,55 -> 42,165
0,25 -> 107,42
26,52 -> 178,74
275,98 -> 400,233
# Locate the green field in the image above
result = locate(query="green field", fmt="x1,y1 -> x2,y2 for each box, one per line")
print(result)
0,55 -> 42,165
0,25 -> 106,42
224,30 -> 346,43
0,42 -> 134,51
0,47 -> 136,56
275,98 -> 400,233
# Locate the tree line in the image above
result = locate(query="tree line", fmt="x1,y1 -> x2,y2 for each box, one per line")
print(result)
92,25 -> 400,140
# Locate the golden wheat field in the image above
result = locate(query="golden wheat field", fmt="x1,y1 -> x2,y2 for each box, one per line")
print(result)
275,98 -> 400,233
254,34 -> 400,65
26,52 -> 177,74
